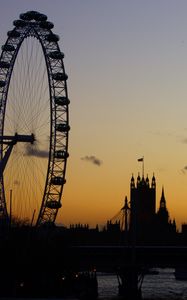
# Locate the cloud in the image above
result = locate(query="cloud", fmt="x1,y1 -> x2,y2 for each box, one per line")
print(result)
81,155 -> 103,166
181,165 -> 187,174
24,145 -> 49,158
182,138 -> 187,144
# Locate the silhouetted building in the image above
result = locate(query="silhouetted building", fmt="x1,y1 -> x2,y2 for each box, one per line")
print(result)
129,174 -> 176,243
130,174 -> 156,241
156,187 -> 176,241
182,223 -> 187,234
106,220 -> 120,232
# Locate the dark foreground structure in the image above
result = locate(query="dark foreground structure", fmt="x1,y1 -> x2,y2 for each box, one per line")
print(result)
0,224 -> 187,300
0,227 -> 99,299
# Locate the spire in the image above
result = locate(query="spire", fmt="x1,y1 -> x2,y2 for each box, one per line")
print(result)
121,196 -> 130,211
160,186 -> 166,209
151,173 -> 156,188
131,174 -> 135,188
157,186 -> 169,224
146,174 -> 149,186
124,196 -> 129,210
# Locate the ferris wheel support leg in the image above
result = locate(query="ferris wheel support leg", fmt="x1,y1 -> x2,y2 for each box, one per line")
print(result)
0,142 -> 14,179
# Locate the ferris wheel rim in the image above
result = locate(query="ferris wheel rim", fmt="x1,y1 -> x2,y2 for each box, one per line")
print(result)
0,11 -> 70,226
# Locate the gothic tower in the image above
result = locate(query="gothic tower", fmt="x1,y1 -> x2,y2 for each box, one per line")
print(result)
156,187 -> 177,241
157,187 -> 169,225
130,174 -> 156,240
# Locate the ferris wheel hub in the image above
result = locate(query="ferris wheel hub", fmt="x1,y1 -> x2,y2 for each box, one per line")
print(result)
0,133 -> 35,145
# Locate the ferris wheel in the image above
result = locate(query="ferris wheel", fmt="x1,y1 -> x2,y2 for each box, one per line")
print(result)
0,11 -> 70,226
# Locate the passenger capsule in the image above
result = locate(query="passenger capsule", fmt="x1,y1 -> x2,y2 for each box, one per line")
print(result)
0,81 -> 6,88
56,123 -> 70,132
7,30 -> 20,38
48,51 -> 64,59
20,12 -> 32,21
13,19 -> 26,27
0,61 -> 10,69
46,200 -> 62,209
52,72 -> 68,81
20,11 -> 41,21
39,21 -> 54,30
1,44 -> 15,52
51,176 -> 66,185
46,33 -> 59,42
34,13 -> 47,21
54,150 -> 69,159
55,96 -> 70,106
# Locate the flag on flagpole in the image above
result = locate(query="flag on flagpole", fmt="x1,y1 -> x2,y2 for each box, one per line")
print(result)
137,157 -> 144,177
138,157 -> 144,162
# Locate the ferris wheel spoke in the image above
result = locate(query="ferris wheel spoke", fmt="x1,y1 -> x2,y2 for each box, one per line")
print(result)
8,41 -> 49,135
6,148 -> 47,222
25,98 -> 50,133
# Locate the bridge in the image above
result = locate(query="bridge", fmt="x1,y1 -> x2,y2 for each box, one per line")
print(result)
0,227 -> 186,299
57,243 -> 187,299
68,245 -> 187,272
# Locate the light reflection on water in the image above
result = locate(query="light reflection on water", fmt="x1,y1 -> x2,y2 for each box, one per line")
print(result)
98,273 -> 118,299
97,268 -> 187,300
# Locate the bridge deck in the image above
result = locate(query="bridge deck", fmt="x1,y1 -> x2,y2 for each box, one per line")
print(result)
69,245 -> 187,272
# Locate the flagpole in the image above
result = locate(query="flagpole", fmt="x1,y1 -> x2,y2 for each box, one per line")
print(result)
138,157 -> 144,178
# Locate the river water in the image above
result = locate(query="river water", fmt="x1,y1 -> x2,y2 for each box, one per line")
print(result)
1,268 -> 187,300
97,268 -> 187,299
